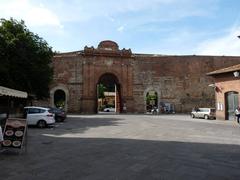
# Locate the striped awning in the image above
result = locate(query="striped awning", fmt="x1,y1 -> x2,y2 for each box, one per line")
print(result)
0,86 -> 28,98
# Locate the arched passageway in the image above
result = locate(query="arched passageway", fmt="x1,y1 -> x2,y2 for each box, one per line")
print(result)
97,73 -> 121,113
54,89 -> 66,108
146,91 -> 158,113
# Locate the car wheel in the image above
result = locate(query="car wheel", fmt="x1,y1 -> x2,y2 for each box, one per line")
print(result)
58,117 -> 65,122
204,115 -> 209,120
56,117 -> 61,122
191,114 -> 195,118
37,120 -> 47,128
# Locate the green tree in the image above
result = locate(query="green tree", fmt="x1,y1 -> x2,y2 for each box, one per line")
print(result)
146,93 -> 157,104
0,18 -> 53,98
98,83 -> 106,99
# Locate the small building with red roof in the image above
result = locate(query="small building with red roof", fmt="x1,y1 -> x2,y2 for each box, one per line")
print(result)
207,64 -> 240,120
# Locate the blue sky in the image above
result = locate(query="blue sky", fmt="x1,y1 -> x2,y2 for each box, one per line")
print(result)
1,0 -> 240,55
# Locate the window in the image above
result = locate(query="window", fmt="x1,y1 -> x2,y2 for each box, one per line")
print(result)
39,109 -> 46,113
28,108 -> 45,114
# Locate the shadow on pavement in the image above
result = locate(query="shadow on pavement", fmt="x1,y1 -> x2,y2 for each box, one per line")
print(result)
1,135 -> 240,180
28,116 -> 124,136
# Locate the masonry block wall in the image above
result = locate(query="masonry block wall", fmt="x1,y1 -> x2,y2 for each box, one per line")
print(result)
51,53 -> 83,112
50,41 -> 240,113
132,55 -> 240,113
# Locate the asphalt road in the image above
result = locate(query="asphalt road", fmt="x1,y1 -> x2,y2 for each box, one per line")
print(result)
1,114 -> 240,180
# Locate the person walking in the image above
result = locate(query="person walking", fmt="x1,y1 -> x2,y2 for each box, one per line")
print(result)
235,107 -> 240,123
0,126 -> 3,145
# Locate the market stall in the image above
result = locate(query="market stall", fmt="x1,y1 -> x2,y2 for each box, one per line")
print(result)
0,86 -> 27,120
0,86 -> 28,151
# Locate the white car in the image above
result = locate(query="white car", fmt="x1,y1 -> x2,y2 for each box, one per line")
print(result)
24,106 -> 55,128
103,107 -> 115,112
191,108 -> 216,120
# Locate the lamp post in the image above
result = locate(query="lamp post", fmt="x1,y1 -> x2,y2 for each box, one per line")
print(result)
234,35 -> 240,77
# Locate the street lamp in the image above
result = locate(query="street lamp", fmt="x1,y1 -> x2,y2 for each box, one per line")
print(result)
235,36 -> 240,77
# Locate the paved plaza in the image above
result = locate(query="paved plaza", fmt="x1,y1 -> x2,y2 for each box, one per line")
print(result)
1,114 -> 240,180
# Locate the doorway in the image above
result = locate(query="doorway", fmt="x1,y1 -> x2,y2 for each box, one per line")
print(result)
97,73 -> 121,113
54,89 -> 66,108
146,91 -> 158,113
225,91 -> 239,120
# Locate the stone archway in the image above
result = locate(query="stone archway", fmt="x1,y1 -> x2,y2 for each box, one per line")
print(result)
97,73 -> 121,113
50,84 -> 69,111
144,87 -> 161,113
54,89 -> 66,108
145,91 -> 158,112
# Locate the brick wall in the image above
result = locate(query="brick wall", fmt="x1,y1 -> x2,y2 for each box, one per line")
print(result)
50,42 -> 240,114
214,73 -> 240,120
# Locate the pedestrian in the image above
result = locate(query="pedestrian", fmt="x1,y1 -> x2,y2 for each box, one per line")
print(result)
0,126 -> 3,145
235,106 -> 240,123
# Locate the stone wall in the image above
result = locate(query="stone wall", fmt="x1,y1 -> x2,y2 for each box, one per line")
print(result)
50,41 -> 240,113
50,53 -> 83,112
132,55 -> 240,113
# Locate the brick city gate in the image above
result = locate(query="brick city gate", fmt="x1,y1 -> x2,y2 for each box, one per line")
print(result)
51,40 -> 240,114
80,40 -> 134,113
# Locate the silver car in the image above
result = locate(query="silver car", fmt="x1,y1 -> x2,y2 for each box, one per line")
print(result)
191,108 -> 216,119
103,107 -> 115,112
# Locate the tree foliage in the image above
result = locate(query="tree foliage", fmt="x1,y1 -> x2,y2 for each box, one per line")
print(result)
0,18 -> 53,98
98,83 -> 106,99
146,93 -> 157,103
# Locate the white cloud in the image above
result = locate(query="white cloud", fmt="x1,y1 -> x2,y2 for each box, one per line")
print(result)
106,14 -> 115,22
117,26 -> 125,32
0,0 -> 62,28
0,0 -> 221,53
48,0 -> 214,23
197,26 -> 240,56
0,0 -> 214,29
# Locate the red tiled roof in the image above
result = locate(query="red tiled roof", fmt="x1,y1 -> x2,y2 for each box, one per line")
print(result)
207,64 -> 240,75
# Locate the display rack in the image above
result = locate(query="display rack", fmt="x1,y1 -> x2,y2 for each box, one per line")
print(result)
1,118 -> 28,154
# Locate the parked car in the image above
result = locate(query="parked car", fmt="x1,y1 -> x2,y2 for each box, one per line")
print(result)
191,108 -> 216,120
49,107 -> 67,122
24,106 -> 55,128
103,107 -> 115,112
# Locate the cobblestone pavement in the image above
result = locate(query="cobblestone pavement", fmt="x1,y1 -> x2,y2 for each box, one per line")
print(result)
1,114 -> 240,180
